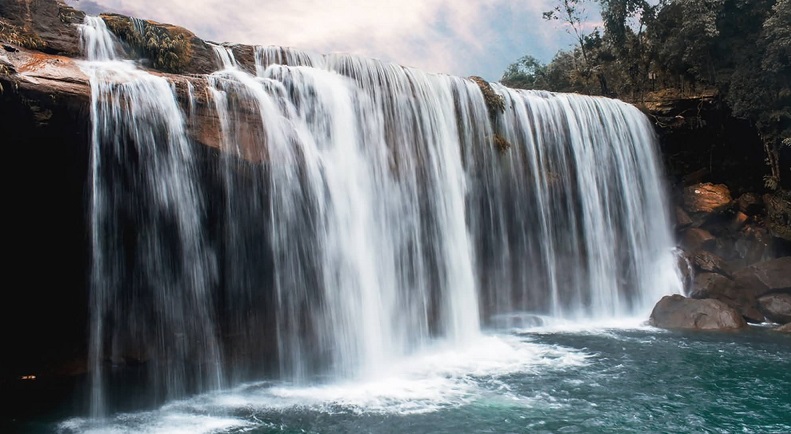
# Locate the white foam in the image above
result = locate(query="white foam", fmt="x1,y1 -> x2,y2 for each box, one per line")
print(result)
59,413 -> 251,434
59,333 -> 590,432
212,334 -> 588,415
494,313 -> 658,335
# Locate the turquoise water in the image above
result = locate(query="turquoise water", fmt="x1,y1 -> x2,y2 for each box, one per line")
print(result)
44,322 -> 790,434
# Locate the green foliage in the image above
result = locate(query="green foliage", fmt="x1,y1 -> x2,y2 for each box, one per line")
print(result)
500,55 -> 549,89
504,0 -> 790,188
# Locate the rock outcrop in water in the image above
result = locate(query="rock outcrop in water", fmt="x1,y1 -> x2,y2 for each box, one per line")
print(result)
649,294 -> 748,330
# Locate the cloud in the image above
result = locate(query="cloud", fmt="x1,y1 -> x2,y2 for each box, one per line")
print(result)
66,0 -> 569,81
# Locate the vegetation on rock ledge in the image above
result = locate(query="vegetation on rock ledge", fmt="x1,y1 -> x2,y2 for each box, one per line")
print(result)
0,19 -> 45,51
101,14 -> 194,73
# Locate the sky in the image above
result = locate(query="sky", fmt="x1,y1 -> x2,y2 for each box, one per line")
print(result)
65,0 -> 585,82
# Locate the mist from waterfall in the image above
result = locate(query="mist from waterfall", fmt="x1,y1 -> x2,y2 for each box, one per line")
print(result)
79,18 -> 682,418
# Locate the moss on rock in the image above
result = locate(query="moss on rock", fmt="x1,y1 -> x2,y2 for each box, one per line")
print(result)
101,14 -> 195,73
470,76 -> 505,120
493,133 -> 511,154
0,19 -> 46,50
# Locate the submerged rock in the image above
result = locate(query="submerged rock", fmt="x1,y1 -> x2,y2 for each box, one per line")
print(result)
649,294 -> 747,330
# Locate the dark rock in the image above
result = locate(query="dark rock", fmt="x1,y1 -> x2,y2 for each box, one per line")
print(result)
689,250 -> 733,277
773,322 -> 791,333
689,272 -> 764,323
680,227 -> 716,251
757,292 -> 791,325
736,192 -> 764,215
675,206 -> 693,229
728,211 -> 749,231
649,294 -> 747,330
733,257 -> 791,297
731,225 -> 773,267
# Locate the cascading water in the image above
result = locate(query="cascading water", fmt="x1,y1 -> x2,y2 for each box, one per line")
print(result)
78,16 -> 682,420
80,17 -> 223,417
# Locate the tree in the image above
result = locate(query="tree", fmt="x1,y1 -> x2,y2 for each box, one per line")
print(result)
500,55 -> 549,90
543,0 -> 611,95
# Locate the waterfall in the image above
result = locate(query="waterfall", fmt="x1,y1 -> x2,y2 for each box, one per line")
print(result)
79,17 -> 224,417
78,16 -> 681,417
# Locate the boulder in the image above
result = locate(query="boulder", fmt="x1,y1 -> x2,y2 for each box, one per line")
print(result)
675,206 -> 693,229
689,272 -> 764,323
736,192 -> 764,216
732,257 -> 791,298
649,294 -> 747,330
731,225 -> 773,267
772,322 -> 791,333
680,227 -> 716,251
757,292 -> 791,325
683,183 -> 732,215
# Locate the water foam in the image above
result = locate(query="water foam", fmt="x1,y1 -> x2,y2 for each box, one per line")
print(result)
59,334 -> 589,432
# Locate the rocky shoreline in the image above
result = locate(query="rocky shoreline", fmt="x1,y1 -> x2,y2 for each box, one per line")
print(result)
644,92 -> 791,332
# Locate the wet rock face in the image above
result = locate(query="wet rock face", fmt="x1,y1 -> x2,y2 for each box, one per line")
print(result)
649,294 -> 748,330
